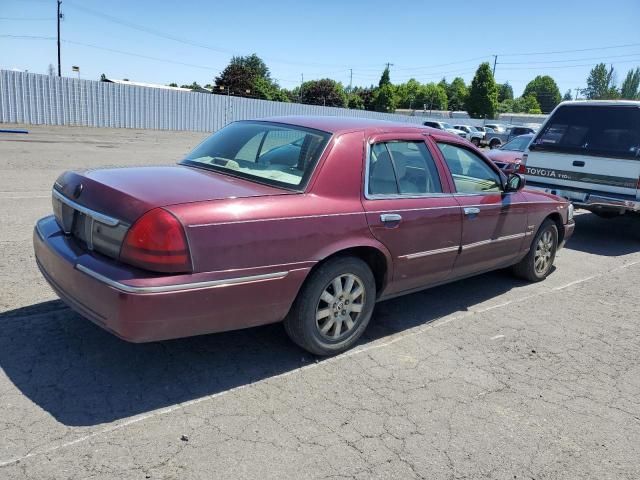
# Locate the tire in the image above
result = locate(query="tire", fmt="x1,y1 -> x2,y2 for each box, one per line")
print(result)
471,137 -> 480,147
489,139 -> 501,149
512,219 -> 558,282
284,256 -> 376,356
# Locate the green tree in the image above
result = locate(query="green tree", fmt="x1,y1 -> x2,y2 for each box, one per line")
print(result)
347,93 -> 365,109
417,83 -> 448,111
620,67 -> 640,99
378,67 -> 391,87
522,75 -> 561,113
562,89 -> 573,101
180,81 -> 202,91
466,62 -> 499,118
447,77 -> 468,111
351,86 -> 377,111
215,54 -> 281,98
99,73 -> 107,82
396,78 -> 422,109
300,79 -> 347,107
498,82 -> 514,102
374,83 -> 397,112
583,63 -> 619,99
523,95 -> 542,114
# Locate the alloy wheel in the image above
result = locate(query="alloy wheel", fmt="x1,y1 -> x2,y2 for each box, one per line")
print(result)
315,273 -> 365,340
534,230 -> 554,275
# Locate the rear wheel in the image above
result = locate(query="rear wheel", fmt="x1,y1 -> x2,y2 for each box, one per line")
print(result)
489,139 -> 501,149
512,219 -> 558,282
284,257 -> 376,356
471,137 -> 480,147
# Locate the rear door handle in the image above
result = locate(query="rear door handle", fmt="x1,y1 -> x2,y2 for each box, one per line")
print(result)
380,213 -> 402,223
464,207 -> 480,216
572,160 -> 585,167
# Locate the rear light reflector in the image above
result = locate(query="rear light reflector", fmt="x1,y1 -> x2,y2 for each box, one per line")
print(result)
120,208 -> 192,273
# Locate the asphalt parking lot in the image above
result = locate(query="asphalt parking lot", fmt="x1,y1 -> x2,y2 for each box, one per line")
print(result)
1,125 -> 639,480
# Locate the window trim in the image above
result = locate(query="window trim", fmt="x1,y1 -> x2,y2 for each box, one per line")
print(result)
435,141 -> 506,195
364,140 -> 450,200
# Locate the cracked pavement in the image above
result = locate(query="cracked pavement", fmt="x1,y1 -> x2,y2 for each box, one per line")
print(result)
1,125 -> 639,479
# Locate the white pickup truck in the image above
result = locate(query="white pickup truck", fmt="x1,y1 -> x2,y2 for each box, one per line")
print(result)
521,101 -> 640,217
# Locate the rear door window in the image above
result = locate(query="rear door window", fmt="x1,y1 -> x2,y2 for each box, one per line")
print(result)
368,141 -> 443,196
533,105 -> 640,159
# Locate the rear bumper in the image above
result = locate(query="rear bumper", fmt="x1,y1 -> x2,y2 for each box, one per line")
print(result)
34,216 -> 309,342
526,183 -> 640,213
574,194 -> 640,213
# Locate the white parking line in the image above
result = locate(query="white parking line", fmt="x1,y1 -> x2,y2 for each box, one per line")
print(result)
1,259 -> 638,469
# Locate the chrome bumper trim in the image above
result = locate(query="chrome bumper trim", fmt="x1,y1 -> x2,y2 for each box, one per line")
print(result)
52,189 -> 121,227
75,264 -> 289,294
573,194 -> 640,212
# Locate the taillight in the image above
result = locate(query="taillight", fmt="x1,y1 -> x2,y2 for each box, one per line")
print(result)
517,153 -> 528,174
120,208 -> 192,273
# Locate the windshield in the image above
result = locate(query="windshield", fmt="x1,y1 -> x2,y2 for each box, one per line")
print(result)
181,121 -> 331,189
501,135 -> 532,152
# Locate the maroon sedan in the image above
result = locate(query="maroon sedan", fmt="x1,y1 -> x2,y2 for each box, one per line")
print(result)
485,133 -> 534,174
34,117 -> 574,355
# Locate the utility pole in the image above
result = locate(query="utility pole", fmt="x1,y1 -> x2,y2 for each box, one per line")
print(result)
57,0 -> 62,77
492,55 -> 497,77
574,87 -> 581,100
348,68 -> 353,92
299,73 -> 303,103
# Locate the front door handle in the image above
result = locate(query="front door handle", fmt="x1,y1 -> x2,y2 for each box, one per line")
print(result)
380,213 -> 402,223
464,207 -> 480,216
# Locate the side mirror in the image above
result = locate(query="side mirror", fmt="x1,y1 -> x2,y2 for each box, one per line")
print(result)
505,173 -> 525,192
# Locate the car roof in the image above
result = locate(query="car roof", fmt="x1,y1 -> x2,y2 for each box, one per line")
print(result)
256,115 -> 427,134
558,100 -> 640,107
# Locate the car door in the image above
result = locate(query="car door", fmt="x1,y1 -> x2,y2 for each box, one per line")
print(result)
361,135 -> 462,296
434,141 -> 529,278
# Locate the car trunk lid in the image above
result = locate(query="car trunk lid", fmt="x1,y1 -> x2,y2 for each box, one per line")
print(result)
52,165 -> 288,260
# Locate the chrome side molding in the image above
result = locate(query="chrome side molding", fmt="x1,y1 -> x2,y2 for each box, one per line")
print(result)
75,264 -> 289,294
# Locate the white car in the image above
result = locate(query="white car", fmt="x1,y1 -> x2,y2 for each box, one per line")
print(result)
422,121 -> 468,140
452,124 -> 485,147
521,100 -> 640,217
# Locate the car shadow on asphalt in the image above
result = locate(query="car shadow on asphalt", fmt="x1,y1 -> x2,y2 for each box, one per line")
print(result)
0,270 -> 528,427
565,212 -> 639,256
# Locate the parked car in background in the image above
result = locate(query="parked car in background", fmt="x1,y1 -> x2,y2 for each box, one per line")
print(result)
452,124 -> 484,147
485,134 -> 534,173
34,117 -> 574,356
485,123 -> 509,133
486,125 -> 537,149
522,100 -> 640,218
422,120 -> 468,139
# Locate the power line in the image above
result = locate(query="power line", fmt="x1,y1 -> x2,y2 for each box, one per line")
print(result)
498,42 -> 640,57
0,17 -> 53,21
499,52 -> 640,65
0,35 -> 225,71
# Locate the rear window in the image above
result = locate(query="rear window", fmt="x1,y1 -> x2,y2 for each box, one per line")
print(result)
532,105 -> 640,159
182,121 -> 331,189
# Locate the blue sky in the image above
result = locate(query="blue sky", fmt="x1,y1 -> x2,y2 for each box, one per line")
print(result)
2,0 -> 639,98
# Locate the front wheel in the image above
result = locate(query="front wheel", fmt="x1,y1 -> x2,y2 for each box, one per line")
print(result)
284,257 -> 376,356
512,220 -> 558,282
489,139 -> 501,149
471,137 -> 481,147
